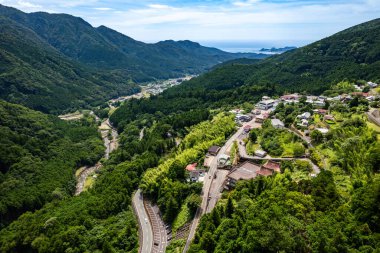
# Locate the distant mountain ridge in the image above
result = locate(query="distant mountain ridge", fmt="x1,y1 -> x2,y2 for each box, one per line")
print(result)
259,46 -> 297,53
0,4 -> 267,82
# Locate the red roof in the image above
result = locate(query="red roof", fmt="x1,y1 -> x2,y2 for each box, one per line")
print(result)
262,161 -> 281,172
257,168 -> 273,176
352,92 -> 370,97
318,109 -> 327,114
244,125 -> 252,129
324,115 -> 335,121
281,94 -> 299,100
185,163 -> 197,171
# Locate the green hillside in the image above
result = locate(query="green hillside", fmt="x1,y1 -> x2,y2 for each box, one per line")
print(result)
0,16 -> 139,114
0,100 -> 104,227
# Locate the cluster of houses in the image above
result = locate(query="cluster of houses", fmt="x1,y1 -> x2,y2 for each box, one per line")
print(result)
188,81 -> 380,186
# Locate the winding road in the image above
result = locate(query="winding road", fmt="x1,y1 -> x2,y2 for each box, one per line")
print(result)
133,189 -> 153,253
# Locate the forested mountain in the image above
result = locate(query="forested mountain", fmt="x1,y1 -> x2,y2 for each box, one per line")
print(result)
0,100 -> 104,228
0,4 -> 266,81
111,18 -> 380,128
0,15 -> 139,114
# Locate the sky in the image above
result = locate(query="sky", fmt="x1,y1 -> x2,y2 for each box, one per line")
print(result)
0,0 -> 379,50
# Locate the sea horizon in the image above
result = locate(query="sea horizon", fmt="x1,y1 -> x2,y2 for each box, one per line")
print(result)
198,40 -> 311,53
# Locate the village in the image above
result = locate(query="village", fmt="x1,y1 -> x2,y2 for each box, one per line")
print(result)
183,80 -> 380,194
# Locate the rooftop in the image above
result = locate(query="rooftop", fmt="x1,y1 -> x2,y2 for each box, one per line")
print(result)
185,163 -> 197,171
271,119 -> 284,126
228,161 -> 261,181
208,145 -> 221,154
258,99 -> 275,105
262,161 -> 281,172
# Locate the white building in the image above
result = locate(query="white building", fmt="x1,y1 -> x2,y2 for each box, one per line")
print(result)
368,82 -> 378,88
271,119 -> 285,129
257,99 -> 275,110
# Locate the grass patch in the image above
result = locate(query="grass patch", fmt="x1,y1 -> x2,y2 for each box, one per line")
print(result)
165,239 -> 186,253
367,121 -> 380,133
172,201 -> 191,234
75,167 -> 86,177
83,175 -> 96,191
282,142 -> 297,157
330,166 -> 352,200
246,141 -> 259,155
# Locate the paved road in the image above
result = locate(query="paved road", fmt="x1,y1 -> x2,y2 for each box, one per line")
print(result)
133,189 -> 153,253
145,203 -> 168,253
183,119 -> 255,252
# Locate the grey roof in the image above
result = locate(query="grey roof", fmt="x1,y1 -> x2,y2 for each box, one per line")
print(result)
271,118 -> 284,126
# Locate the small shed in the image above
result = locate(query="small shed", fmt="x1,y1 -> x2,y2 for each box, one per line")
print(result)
208,146 -> 221,156
254,150 -> 267,158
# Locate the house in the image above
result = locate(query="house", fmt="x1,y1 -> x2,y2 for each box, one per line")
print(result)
254,150 -> 267,158
368,81 -> 378,88
324,115 -> 335,121
271,119 -> 285,129
313,100 -> 325,108
243,125 -> 252,133
313,109 -> 328,115
281,94 -> 299,101
262,96 -> 271,100
226,161 -> 261,187
262,161 -> 281,173
352,92 -> 370,98
208,146 -> 221,156
252,109 -> 261,115
256,168 -> 273,176
297,112 -> 311,119
257,99 -> 275,110
226,160 -> 282,188
236,114 -> 252,122
316,128 -> 329,134
366,96 -> 376,101
185,163 -> 197,172
217,154 -> 231,169
230,109 -> 244,114
255,115 -> 265,123
299,119 -> 309,127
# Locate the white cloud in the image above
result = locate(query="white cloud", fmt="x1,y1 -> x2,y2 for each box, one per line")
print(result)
147,4 -> 172,9
232,0 -> 261,7
0,0 -> 379,44
94,7 -> 112,11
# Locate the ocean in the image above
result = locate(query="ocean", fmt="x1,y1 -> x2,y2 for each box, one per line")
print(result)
199,40 -> 309,53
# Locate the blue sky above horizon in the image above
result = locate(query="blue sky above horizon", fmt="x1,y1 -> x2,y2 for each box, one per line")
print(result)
1,0 -> 379,50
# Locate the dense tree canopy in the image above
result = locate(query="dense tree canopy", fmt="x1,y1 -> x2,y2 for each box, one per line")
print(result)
0,101 -> 104,228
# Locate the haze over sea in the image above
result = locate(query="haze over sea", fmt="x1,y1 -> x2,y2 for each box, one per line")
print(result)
201,40 -> 310,53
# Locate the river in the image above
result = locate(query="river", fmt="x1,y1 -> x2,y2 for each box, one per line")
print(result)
75,117 -> 118,195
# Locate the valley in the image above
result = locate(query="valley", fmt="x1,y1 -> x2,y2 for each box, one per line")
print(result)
0,5 -> 379,253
